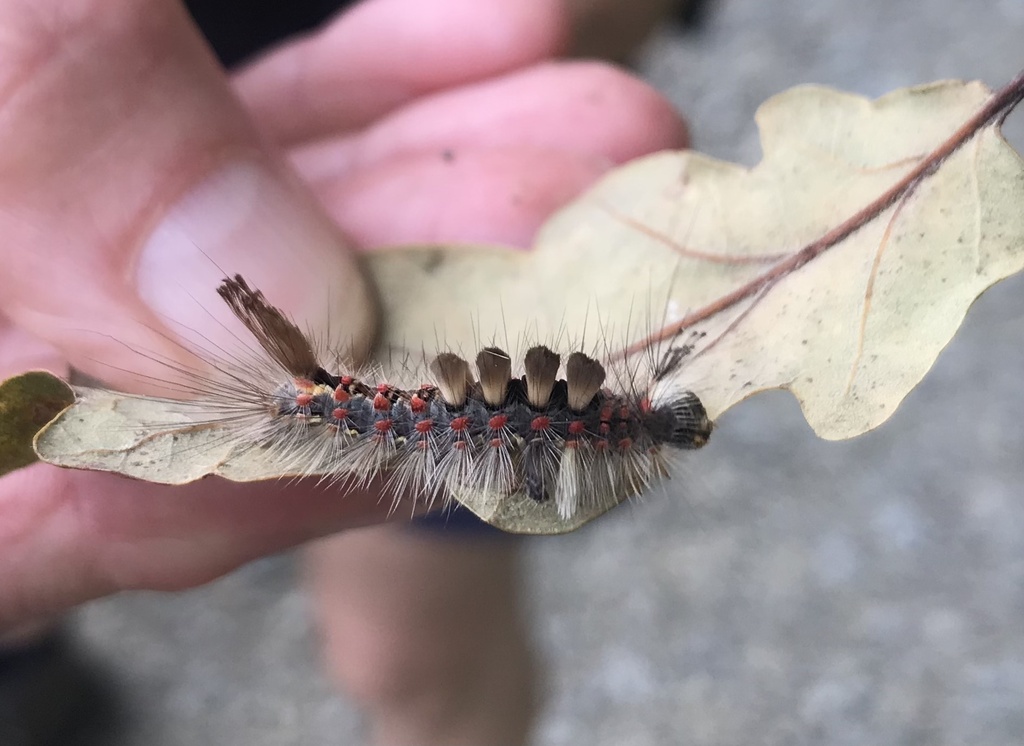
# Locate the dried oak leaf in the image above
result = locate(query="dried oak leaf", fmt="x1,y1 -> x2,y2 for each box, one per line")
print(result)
0,371 -> 74,478
372,77 -> 1024,440
28,387 -> 304,484
10,73 -> 1024,534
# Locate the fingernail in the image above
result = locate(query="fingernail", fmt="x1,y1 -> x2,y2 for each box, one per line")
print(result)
136,161 -> 375,356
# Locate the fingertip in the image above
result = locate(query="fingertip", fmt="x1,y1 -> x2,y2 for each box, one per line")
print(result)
235,0 -> 572,142
0,463 -> 100,629
0,462 -> 397,628
291,59 -> 690,186
65,473 -> 397,592
318,146 -> 610,250
572,60 -> 692,153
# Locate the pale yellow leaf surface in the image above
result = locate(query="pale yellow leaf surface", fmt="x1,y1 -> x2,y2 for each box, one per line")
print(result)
14,75 -> 1024,533
371,80 -> 1024,440
32,387 -> 296,484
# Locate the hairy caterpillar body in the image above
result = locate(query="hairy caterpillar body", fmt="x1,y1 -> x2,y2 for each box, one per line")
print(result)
124,276 -> 714,522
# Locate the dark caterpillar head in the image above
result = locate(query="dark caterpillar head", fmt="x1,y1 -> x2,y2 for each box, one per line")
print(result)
644,391 -> 713,450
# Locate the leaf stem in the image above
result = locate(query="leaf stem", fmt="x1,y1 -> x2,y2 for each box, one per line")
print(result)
618,66 -> 1024,359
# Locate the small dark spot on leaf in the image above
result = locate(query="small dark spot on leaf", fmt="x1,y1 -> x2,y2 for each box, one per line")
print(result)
422,251 -> 444,273
441,149 -> 456,163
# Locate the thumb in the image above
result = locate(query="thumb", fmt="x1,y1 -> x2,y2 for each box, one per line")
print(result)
0,0 -> 375,389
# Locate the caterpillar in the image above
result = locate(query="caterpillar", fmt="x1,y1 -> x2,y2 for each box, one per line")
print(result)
177,275 -> 716,521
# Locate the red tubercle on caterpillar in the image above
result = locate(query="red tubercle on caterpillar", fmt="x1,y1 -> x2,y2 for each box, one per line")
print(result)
333,386 -> 350,403
568,420 -> 586,436
410,394 -> 427,414
295,392 -> 313,407
617,437 -> 633,451
373,393 -> 390,411
530,416 -> 551,432
450,416 -> 470,432
374,419 -> 392,433
331,407 -> 349,420
414,419 -> 434,434
488,414 -> 508,430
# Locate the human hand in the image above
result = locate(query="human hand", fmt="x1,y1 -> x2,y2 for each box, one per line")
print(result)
0,0 -> 688,630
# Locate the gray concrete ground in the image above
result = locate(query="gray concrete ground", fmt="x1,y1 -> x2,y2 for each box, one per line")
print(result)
37,1 -> 1024,744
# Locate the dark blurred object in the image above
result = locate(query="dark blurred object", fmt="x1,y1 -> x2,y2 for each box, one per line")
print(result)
568,0 -> 714,62
186,0 -> 716,70
184,0 -> 356,67
674,0 -> 714,30
0,632 -> 121,746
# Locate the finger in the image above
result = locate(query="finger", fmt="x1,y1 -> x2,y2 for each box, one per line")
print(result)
294,62 -> 689,248
319,146 -> 611,249
0,317 -> 66,381
0,295 -> 392,633
294,61 -> 689,185
0,0 -> 376,392
234,0 -> 570,145
0,463 -> 399,631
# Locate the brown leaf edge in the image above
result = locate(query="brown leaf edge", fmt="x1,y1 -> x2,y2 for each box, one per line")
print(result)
0,371 -> 74,479
614,67 -> 1024,362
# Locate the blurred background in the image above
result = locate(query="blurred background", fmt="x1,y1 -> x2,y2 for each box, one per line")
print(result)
9,0 -> 1024,744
